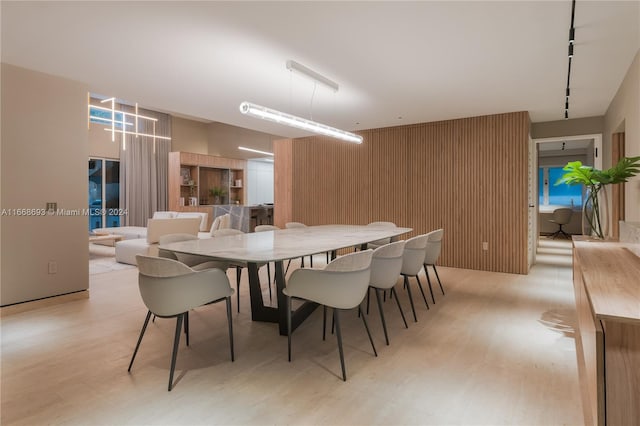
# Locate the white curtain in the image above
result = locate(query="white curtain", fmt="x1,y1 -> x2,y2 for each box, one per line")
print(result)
119,106 -> 171,226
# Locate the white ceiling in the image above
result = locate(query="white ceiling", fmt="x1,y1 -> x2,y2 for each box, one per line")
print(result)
2,1 -> 639,139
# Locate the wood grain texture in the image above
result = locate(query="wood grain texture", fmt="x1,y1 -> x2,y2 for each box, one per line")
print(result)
274,112 -> 530,274
168,152 -> 246,223
611,133 -> 625,240
573,242 -> 640,323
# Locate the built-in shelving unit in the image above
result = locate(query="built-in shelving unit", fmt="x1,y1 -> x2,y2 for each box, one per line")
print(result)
169,152 -> 246,227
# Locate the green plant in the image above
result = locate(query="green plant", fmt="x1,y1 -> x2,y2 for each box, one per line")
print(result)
209,186 -> 226,197
556,156 -> 640,238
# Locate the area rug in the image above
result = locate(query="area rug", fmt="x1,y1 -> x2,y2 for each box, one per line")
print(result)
89,243 -> 136,275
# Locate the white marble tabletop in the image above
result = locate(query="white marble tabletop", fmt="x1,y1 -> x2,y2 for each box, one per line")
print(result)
160,224 -> 412,263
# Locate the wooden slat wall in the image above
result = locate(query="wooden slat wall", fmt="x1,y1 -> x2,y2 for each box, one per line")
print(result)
274,111 -> 530,274
611,132 -> 625,240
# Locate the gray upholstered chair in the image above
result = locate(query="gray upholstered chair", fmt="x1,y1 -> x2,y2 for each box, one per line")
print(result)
368,240 -> 408,345
401,234 -> 430,322
284,250 -> 376,381
128,255 -> 234,391
549,208 -> 573,239
423,229 -> 445,303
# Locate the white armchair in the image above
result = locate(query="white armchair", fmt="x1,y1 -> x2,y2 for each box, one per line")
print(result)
284,250 -> 376,381
128,255 -> 234,391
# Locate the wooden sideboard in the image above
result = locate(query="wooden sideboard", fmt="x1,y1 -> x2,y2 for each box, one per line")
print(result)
572,237 -> 640,425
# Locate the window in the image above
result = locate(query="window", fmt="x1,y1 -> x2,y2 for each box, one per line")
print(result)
539,166 -> 582,207
89,105 -> 127,129
89,158 -> 121,231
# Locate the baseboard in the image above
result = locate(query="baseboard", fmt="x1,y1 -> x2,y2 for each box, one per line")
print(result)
0,290 -> 89,317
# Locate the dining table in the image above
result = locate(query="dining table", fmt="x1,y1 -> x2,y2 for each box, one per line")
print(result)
160,224 -> 412,335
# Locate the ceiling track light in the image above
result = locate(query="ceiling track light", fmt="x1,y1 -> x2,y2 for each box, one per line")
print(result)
239,101 -> 363,144
563,0 -> 577,121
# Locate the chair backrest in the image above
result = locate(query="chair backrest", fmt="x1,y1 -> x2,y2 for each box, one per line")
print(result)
209,213 -> 231,235
158,233 -> 198,260
146,218 -> 200,244
287,250 -> 373,310
401,234 -> 428,276
255,225 -> 279,232
366,221 -> 397,246
285,222 -> 307,229
175,212 -> 209,232
213,228 -> 244,237
424,228 -> 444,265
136,255 -> 233,317
552,208 -> 573,225
370,240 -> 406,289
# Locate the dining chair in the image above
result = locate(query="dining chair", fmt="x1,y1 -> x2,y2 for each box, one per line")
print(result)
423,228 -> 445,301
284,222 -> 316,269
284,250 -> 376,381
254,224 -> 280,300
549,208 -> 573,239
368,240 -> 408,345
401,234 -> 430,322
158,233 -> 229,271
128,255 -> 234,391
366,221 -> 397,250
212,228 -> 268,312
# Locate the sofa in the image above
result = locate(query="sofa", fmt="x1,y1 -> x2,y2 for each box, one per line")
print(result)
114,217 -> 201,265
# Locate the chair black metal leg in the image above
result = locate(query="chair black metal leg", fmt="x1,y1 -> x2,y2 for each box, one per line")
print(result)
310,255 -> 313,268
226,297 -> 234,362
423,264 -> 436,305
287,296 -> 292,362
374,289 -> 389,345
359,305 -> 377,356
415,276 -> 430,310
152,314 -> 156,323
326,252 -> 330,263
366,287 -> 371,315
168,313 -> 184,391
184,311 -> 190,347
267,263 -> 272,302
285,259 -> 292,275
236,266 -> 242,313
334,308 -> 346,381
322,305 -> 327,341
404,276 -> 418,322
301,257 -> 305,268
128,310 -> 152,372
391,287 -> 408,328
433,265 -> 445,295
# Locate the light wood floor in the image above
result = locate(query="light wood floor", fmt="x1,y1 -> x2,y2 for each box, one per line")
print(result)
1,239 -> 583,425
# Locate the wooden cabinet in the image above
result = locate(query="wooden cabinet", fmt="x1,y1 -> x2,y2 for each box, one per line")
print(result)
169,152 -> 246,224
572,238 -> 640,426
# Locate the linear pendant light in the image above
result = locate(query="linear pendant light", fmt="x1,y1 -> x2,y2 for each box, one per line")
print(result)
239,102 -> 363,144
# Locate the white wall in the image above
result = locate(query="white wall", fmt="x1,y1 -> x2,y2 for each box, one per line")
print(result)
246,160 -> 274,205
1,63 -> 89,306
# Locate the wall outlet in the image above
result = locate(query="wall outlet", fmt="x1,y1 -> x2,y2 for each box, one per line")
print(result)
482,242 -> 489,251
48,261 -> 57,274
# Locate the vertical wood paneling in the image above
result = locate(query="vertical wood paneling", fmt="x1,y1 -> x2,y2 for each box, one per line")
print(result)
611,133 -> 625,239
274,111 -> 530,274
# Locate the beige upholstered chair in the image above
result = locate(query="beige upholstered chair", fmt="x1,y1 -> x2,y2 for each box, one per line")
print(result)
284,222 -> 315,268
366,221 -> 397,250
158,233 -> 228,271
128,255 -> 234,391
423,229 -> 445,302
549,208 -> 573,239
401,234 -> 430,322
284,250 -> 376,381
368,240 -> 408,345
